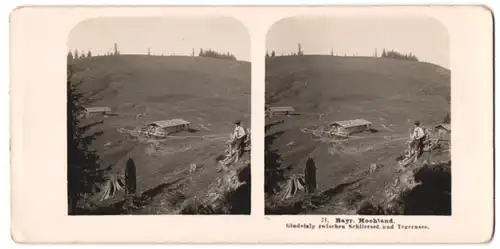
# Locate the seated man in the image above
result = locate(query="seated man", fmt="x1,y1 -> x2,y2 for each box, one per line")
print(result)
410,121 -> 426,158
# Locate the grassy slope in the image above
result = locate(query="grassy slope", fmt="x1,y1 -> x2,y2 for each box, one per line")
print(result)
70,55 -> 251,213
265,55 -> 450,214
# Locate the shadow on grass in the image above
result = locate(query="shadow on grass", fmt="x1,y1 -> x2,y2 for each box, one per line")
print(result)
135,178 -> 184,206
74,178 -> 185,215
317,178 -> 363,200
265,178 -> 364,215
265,120 -> 285,132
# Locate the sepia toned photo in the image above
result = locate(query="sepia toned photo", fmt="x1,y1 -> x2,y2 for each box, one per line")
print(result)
10,6 -> 493,243
264,16 -> 451,215
66,16 -> 251,215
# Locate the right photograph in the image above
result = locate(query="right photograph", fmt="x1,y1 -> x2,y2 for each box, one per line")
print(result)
264,16 -> 451,215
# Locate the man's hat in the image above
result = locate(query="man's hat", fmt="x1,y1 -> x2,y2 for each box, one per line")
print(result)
233,120 -> 241,125
414,120 -> 420,126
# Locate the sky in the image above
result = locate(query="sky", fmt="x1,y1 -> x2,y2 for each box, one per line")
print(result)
68,16 -> 251,61
266,16 -> 450,69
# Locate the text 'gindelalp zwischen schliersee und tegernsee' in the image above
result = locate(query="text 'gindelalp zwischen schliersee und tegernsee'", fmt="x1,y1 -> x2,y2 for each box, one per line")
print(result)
285,217 -> 430,230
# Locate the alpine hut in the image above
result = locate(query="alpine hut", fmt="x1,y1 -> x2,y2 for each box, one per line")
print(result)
434,123 -> 451,140
146,119 -> 190,135
84,107 -> 111,115
434,123 -> 450,133
269,106 -> 296,115
329,119 -> 372,136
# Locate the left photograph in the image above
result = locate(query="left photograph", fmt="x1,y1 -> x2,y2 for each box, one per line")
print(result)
67,16 -> 251,215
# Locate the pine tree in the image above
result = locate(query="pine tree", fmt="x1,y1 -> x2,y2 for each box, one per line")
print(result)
67,65 -> 107,214
114,43 -> 119,55
298,43 -> 303,56
148,47 -> 151,56
381,49 -> 387,58
264,120 -> 286,196
271,51 -> 276,57
199,48 -> 204,57
67,51 -> 74,63
74,49 -> 79,60
443,112 -> 451,124
87,51 -> 92,58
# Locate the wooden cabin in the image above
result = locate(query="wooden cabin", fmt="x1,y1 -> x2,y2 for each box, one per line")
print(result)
268,106 -> 296,115
329,119 -> 372,136
434,123 -> 451,140
146,119 -> 190,135
84,107 -> 111,115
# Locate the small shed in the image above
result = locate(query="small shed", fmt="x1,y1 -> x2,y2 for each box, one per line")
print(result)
434,123 -> 451,140
434,123 -> 451,132
269,106 -> 296,115
147,119 -> 190,134
329,119 -> 372,136
85,107 -> 111,115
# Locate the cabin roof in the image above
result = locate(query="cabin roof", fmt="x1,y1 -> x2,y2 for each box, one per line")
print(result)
330,119 -> 372,128
85,107 -> 111,113
147,119 -> 190,128
269,106 -> 295,112
435,123 -> 451,131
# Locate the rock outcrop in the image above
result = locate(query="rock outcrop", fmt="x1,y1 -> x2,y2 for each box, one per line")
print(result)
179,158 -> 251,214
